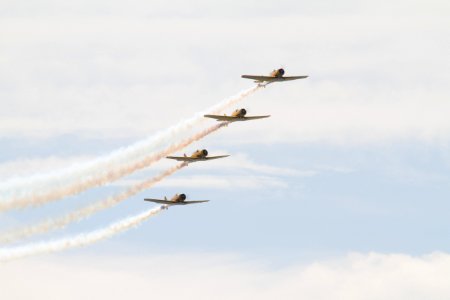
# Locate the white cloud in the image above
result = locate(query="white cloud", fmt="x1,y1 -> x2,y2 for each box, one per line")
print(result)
0,152 -> 309,189
177,152 -> 313,176
117,174 -> 289,189
1,0 -> 449,18
1,251 -> 450,299
0,156 -> 93,180
112,152 -> 314,190
219,83 -> 450,145
0,4 -> 449,145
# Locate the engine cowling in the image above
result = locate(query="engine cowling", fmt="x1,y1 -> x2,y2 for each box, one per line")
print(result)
179,193 -> 187,201
232,108 -> 247,118
278,68 -> 285,76
192,149 -> 208,158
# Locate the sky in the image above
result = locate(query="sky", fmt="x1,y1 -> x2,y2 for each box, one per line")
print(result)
1,0 -> 450,298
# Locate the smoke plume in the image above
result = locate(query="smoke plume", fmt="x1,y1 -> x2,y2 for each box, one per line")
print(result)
0,86 -> 259,209
0,206 -> 164,262
0,122 -> 228,211
0,163 -> 188,244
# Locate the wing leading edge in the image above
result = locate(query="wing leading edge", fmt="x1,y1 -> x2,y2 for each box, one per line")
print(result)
166,155 -> 230,162
144,199 -> 210,205
204,115 -> 270,121
241,75 -> 308,82
243,116 -> 271,120
183,200 -> 210,204
144,199 -> 174,205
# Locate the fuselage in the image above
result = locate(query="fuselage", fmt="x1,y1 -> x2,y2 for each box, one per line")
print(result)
231,108 -> 247,118
170,193 -> 187,203
190,149 -> 208,159
269,68 -> 285,78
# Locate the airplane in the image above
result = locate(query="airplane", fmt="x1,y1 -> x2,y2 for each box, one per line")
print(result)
144,193 -> 209,209
166,149 -> 229,163
204,108 -> 270,122
241,68 -> 308,85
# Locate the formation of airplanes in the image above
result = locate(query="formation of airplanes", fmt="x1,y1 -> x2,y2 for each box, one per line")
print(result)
145,68 -> 308,208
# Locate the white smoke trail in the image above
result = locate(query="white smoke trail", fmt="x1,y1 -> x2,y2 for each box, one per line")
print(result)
0,122 -> 228,211
0,162 -> 188,244
0,86 -> 260,205
0,207 -> 163,262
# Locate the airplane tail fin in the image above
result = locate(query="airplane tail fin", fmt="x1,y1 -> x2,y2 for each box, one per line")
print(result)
164,196 -> 168,200
184,154 -> 187,157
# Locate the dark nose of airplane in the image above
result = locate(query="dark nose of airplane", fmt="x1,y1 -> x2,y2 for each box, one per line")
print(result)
202,149 -> 208,156
240,108 -> 247,116
179,193 -> 186,200
278,68 -> 285,76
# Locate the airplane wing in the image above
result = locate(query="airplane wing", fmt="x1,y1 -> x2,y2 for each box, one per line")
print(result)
183,200 -> 210,204
144,199 -> 209,205
144,199 -> 174,205
204,115 -> 270,121
243,115 -> 270,120
204,155 -> 230,160
282,76 -> 308,81
241,75 -> 275,82
166,155 -> 229,161
241,75 -> 308,82
204,114 -> 237,121
166,156 -> 195,162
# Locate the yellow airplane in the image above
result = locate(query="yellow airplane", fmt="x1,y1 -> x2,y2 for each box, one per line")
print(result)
166,149 -> 229,163
204,108 -> 270,122
144,193 -> 209,209
242,68 -> 308,85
